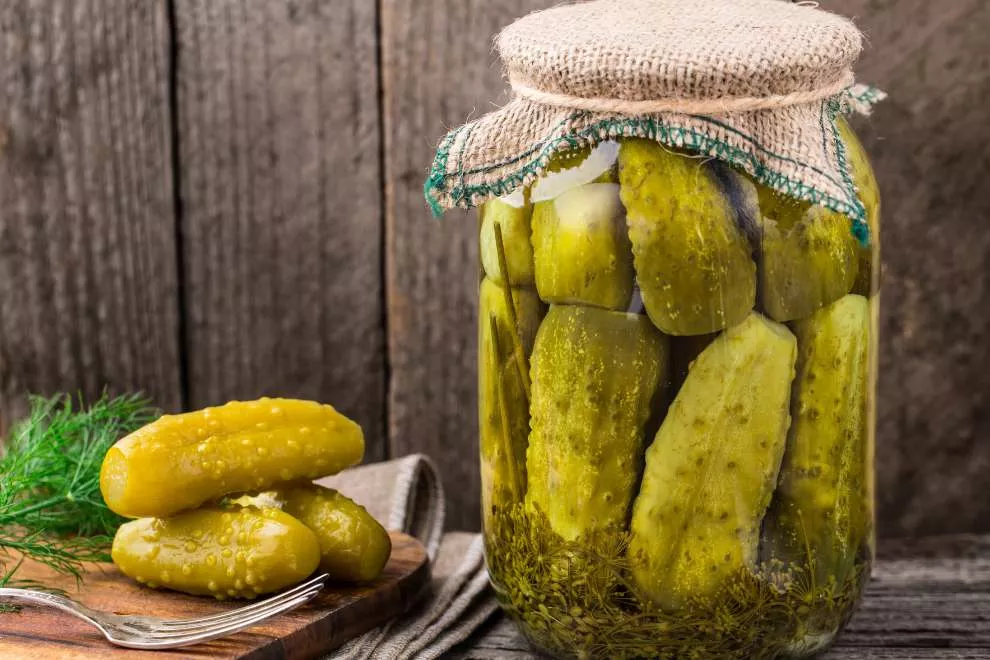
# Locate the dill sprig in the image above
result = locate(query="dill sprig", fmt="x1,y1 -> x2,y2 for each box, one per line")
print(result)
0,392 -> 158,591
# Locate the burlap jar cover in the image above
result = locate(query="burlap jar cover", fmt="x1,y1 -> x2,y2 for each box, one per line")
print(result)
424,0 -> 884,243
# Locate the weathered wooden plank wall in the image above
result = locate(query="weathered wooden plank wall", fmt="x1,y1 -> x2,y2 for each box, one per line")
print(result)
0,0 -> 987,535
0,0 -> 182,428
173,0 -> 386,460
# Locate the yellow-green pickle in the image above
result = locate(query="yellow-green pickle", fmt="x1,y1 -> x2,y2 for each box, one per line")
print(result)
101,398 -> 364,518
274,484 -> 392,582
112,506 -> 321,599
477,131 -> 879,659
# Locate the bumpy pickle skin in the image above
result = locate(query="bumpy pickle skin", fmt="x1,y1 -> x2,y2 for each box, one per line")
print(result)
756,185 -> 859,322
526,304 -> 668,542
838,117 -> 881,297
629,312 -> 796,610
763,294 -> 871,591
274,484 -> 392,582
112,506 -> 320,599
100,398 -> 364,518
479,278 -> 545,522
618,139 -> 756,335
531,183 -> 635,310
479,199 -> 535,287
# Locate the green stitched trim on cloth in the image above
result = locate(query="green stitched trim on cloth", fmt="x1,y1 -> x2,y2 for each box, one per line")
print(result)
424,87 -> 884,247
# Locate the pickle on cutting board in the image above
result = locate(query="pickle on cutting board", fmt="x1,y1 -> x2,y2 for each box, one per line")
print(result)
526,304 -> 668,541
618,139 -> 757,335
629,312 -> 796,610
479,278 -> 545,520
838,117 -> 881,297
480,198 -> 535,287
101,398 -> 364,518
756,184 -> 859,323
763,294 -> 871,588
531,182 -> 635,311
112,506 -> 320,599
275,484 -> 392,582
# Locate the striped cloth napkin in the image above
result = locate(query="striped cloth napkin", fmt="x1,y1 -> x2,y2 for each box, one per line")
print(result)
318,455 -> 498,660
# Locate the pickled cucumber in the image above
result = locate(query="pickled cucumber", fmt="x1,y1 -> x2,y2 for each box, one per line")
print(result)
763,294 -> 871,589
480,199 -> 535,287
112,506 -> 320,599
532,182 -> 635,310
618,139 -> 757,335
526,304 -> 668,541
629,312 -> 796,610
101,398 -> 364,518
756,185 -> 859,322
275,484 -> 392,582
838,118 -> 881,296
479,278 -> 545,520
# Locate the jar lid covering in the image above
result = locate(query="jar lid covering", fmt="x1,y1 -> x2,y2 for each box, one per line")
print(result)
499,0 -> 861,111
425,0 -> 884,242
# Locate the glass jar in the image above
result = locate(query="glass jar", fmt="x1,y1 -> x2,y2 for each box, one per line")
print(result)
477,119 -> 879,659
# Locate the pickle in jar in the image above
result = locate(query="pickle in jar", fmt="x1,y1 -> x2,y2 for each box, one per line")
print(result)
479,277 -> 545,520
629,312 -> 796,610
531,182 -> 635,310
838,117 -> 881,297
480,198 -> 535,287
756,185 -> 859,322
763,294 -> 871,589
618,139 -> 757,335
526,304 -> 668,542
112,506 -> 320,599
100,398 -> 364,518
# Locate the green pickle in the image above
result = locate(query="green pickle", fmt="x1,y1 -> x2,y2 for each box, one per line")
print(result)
763,295 -> 871,595
480,198 -> 535,287
838,118 -> 881,297
526,304 -> 668,541
276,484 -> 392,582
531,182 -> 635,310
618,139 -> 756,335
112,506 -> 320,599
100,398 -> 364,518
629,313 -> 796,610
479,277 -> 545,522
756,185 -> 859,322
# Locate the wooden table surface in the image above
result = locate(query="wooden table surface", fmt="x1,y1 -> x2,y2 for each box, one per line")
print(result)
452,535 -> 990,659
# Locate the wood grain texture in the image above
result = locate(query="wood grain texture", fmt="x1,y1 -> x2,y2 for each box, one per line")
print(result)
381,0 -> 557,531
0,0 -> 182,428
173,0 -> 386,460
821,0 -> 990,537
453,535 -> 990,659
0,532 -> 430,659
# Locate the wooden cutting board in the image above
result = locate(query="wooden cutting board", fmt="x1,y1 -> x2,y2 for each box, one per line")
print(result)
0,532 -> 430,660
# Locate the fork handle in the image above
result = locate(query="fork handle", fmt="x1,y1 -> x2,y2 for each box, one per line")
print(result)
0,588 -> 102,627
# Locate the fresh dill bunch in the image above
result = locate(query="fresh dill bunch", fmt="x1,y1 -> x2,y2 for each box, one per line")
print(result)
0,392 -> 158,588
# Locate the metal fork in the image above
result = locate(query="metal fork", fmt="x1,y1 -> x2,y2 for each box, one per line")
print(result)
0,572 -> 330,649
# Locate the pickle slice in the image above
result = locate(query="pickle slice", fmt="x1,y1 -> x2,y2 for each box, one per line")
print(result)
526,304 -> 668,542
619,139 -> 757,335
531,182 -> 635,310
101,398 -> 364,518
480,198 -> 535,287
756,186 -> 859,322
479,278 -> 546,522
763,294 -> 871,589
838,118 -> 881,297
629,312 -> 796,610
275,484 -> 392,582
112,506 -> 320,599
